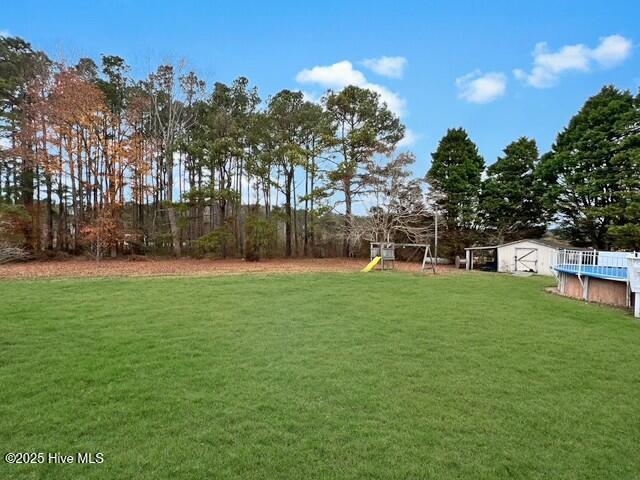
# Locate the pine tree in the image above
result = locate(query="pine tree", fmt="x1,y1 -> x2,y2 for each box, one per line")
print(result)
426,128 -> 484,256
538,86 -> 637,249
480,137 -> 546,243
324,85 -> 404,256
607,91 -> 640,249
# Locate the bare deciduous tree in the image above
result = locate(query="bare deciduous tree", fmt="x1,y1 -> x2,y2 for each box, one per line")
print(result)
346,153 -> 434,249
146,62 -> 204,256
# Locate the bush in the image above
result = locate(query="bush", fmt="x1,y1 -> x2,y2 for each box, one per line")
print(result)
244,215 -> 276,262
196,227 -> 235,258
0,202 -> 30,246
81,207 -> 124,261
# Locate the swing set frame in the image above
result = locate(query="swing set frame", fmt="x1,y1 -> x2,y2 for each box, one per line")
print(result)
369,242 -> 437,273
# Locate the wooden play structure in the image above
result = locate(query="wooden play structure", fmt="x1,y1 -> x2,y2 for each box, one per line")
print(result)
364,242 -> 436,273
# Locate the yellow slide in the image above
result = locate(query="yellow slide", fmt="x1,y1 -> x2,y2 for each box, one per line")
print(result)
361,256 -> 381,272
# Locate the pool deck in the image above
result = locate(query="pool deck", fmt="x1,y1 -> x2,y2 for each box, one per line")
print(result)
554,264 -> 628,282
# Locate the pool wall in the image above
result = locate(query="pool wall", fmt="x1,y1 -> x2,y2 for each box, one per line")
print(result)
557,271 -> 632,308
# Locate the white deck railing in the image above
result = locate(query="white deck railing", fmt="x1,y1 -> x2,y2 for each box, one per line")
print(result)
554,249 -> 635,280
555,249 -> 640,318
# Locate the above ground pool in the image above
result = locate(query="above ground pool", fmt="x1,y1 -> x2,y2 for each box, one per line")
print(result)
554,264 -> 628,281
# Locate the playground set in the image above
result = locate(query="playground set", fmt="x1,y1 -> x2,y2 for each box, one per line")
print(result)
362,242 -> 436,273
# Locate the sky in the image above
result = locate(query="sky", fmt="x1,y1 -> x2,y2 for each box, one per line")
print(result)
3,0 -> 640,179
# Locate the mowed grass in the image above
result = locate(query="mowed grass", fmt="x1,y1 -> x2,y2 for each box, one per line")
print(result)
1,272 -> 640,479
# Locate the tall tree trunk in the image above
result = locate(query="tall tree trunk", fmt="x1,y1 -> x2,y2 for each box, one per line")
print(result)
57,170 -> 64,251
343,178 -> 352,257
21,145 -> 35,250
166,151 -> 181,256
46,172 -> 53,250
304,154 -> 309,257
218,199 -> 226,230
285,168 -> 293,257
34,164 -> 41,251
238,157 -> 244,255
67,137 -> 79,253
310,155 -> 315,254
292,168 -> 298,256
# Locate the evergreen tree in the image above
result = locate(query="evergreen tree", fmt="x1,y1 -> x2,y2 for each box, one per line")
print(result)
0,36 -> 49,247
538,86 -> 637,249
426,128 -> 484,256
607,91 -> 640,249
265,89 -> 308,257
480,137 -> 546,243
324,85 -> 404,256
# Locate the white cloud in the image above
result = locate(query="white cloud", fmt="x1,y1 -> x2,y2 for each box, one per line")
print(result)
514,34 -> 632,88
456,70 -> 507,104
296,60 -> 367,89
296,60 -> 406,116
591,34 -> 633,67
361,56 -> 407,78
0,30 -> 10,38
397,128 -> 419,148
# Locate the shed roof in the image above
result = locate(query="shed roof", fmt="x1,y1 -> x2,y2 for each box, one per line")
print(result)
465,238 -> 581,251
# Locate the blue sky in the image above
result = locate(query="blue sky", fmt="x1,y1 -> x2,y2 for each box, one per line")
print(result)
4,0 -> 640,177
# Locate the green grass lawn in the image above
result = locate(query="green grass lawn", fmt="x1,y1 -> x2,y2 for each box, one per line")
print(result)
1,272 -> 639,479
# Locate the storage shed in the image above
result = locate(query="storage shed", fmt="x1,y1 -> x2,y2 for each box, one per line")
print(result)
465,239 -> 565,276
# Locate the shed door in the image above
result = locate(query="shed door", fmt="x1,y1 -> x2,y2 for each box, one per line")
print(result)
515,248 -> 538,272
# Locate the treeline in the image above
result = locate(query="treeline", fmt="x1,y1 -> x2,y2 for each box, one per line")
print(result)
428,86 -> 640,255
1,35 -> 639,262
0,35 -> 404,260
